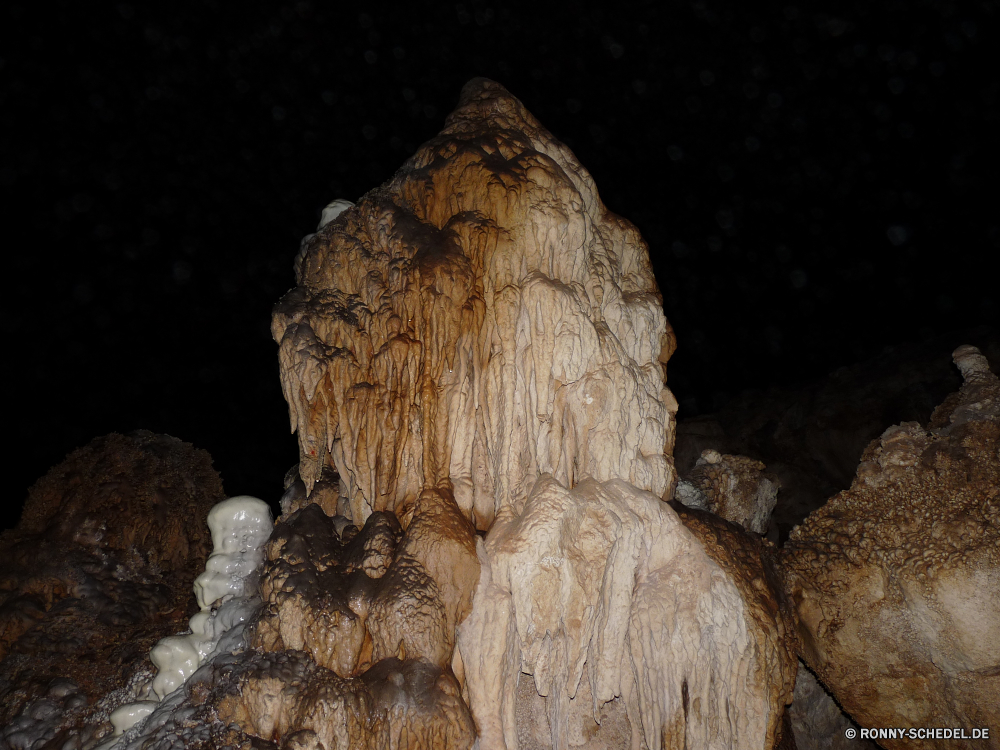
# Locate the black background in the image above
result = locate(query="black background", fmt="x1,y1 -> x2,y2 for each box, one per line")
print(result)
3,0 -> 997,528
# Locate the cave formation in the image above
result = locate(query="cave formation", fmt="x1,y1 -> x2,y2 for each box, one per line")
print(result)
1,79 -> 997,750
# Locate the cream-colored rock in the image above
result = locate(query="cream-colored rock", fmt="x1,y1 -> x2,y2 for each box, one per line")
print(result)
272,78 -> 677,530
681,449 -> 780,534
109,701 -> 158,737
782,345 -> 1000,748
143,495 -> 272,704
458,475 -> 796,750
194,495 -> 273,610
319,198 -> 355,229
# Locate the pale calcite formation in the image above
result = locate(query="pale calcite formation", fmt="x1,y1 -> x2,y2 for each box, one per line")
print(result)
149,496 -> 272,701
678,449 -> 780,534
92,497 -> 275,750
272,77 -> 678,530
782,345 -> 1000,748
193,496 -> 273,610
458,475 -> 797,750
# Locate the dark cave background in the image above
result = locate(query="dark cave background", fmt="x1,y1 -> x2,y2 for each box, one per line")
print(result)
2,0 -> 998,529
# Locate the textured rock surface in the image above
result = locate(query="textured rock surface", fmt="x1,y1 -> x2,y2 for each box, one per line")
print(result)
5,77 -> 838,750
676,449 -> 779,534
272,77 -> 677,530
279,464 -> 343,518
252,485 -> 478,671
459,475 -> 797,750
251,503 -> 401,677
788,662 -> 873,750
675,328 -> 1000,542
218,650 -> 475,750
233,489 -> 478,748
782,345 -> 1000,747
0,431 -> 224,749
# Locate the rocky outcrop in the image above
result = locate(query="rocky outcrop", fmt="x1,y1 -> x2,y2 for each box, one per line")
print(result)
254,484 -> 479,670
261,78 -> 809,750
272,77 -> 677,531
251,503 -> 401,677
675,328 -> 1000,541
459,475 -> 797,750
782,345 -> 1000,747
675,449 -> 779,534
0,431 -> 224,750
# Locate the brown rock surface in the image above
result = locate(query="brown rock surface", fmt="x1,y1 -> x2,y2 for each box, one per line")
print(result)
229,493 -> 478,749
272,77 -> 677,530
5,78 -> 829,750
252,482 -> 479,673
459,475 -> 797,750
218,650 -> 475,750
0,431 -> 224,748
676,449 -> 779,534
366,486 -> 479,668
782,345 -> 1000,747
675,328 -> 1000,541
251,502 -> 401,677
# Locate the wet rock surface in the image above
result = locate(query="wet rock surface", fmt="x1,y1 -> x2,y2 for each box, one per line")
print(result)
218,650 -> 475,750
229,495 -> 478,749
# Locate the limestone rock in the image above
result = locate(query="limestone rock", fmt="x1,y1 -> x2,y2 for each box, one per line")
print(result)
788,662 -> 873,750
674,328 -> 1000,542
234,486 -> 478,748
366,487 -> 479,668
217,650 -> 475,750
251,503 -> 402,676
252,483 -> 477,673
782,345 -> 1000,747
678,449 -> 779,534
272,77 -> 677,530
279,464 -> 343,518
458,475 -> 797,750
0,431 -> 224,749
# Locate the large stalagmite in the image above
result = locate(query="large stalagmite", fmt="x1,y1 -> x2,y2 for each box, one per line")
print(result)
273,77 -> 678,531
12,79 -> 800,750
264,78 -> 798,750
